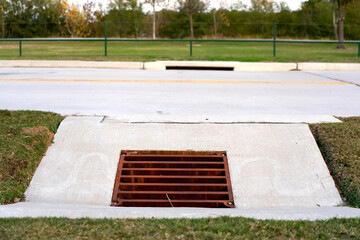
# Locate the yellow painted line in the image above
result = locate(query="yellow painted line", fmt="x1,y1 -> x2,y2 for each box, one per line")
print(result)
0,78 -> 353,85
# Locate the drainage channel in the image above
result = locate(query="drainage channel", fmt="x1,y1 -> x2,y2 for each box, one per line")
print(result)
166,66 -> 234,71
112,150 -> 235,208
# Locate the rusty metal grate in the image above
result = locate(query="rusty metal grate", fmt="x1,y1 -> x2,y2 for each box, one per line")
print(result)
111,150 -> 235,208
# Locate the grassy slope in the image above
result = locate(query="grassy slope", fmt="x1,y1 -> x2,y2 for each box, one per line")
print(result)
310,117 -> 360,207
0,41 -> 359,62
0,111 -> 359,239
1,217 -> 360,239
0,110 -> 64,204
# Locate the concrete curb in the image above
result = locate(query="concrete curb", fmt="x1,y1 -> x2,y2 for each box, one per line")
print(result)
144,61 -> 297,71
1,60 -> 359,71
0,60 -> 144,69
298,62 -> 360,71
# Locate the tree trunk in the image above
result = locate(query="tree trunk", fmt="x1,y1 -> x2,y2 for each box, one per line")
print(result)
213,10 -> 217,36
152,1 -> 156,39
1,12 -> 4,38
190,13 -> 194,39
2,21 -> 4,39
65,20 -> 74,38
332,0 -> 338,40
337,1 -> 345,49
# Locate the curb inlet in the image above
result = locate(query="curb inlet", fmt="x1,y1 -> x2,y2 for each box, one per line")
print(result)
166,66 -> 234,71
112,150 -> 235,208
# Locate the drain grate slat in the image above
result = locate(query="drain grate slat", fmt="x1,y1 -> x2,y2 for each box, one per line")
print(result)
118,199 -> 231,208
121,183 -> 227,187
116,191 -> 229,194
112,150 -> 235,208
123,161 -> 224,163
119,176 -> 227,184
121,168 -> 226,172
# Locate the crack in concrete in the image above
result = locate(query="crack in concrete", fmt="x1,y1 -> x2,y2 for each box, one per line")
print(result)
302,71 -> 360,88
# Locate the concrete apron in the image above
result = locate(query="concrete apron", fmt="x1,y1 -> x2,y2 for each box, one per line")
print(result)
3,116 -> 360,220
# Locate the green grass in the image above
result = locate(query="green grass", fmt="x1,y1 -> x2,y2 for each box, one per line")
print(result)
0,112 -> 360,239
310,117 -> 360,208
0,110 -> 64,205
0,40 -> 359,62
0,217 -> 360,239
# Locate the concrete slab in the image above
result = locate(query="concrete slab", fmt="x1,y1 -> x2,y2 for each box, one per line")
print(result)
25,116 -> 343,209
1,203 -> 360,220
0,60 -> 144,69
144,61 -> 297,71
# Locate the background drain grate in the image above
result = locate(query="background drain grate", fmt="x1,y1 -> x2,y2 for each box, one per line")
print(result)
111,150 -> 235,208
166,66 -> 234,71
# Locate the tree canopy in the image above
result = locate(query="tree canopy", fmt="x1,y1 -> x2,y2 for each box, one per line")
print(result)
0,0 -> 359,40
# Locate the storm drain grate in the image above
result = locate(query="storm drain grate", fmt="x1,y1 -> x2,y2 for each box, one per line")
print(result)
166,66 -> 234,71
111,150 -> 235,208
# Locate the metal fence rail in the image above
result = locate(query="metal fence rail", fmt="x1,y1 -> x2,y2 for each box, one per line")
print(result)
1,21 -> 359,58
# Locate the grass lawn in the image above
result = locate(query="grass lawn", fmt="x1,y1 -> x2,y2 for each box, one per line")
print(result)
0,40 -> 359,63
0,110 -> 64,205
1,217 -> 360,239
0,110 -> 359,239
310,117 -> 360,208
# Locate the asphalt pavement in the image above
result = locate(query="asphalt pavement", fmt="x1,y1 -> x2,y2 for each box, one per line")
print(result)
0,68 -> 359,118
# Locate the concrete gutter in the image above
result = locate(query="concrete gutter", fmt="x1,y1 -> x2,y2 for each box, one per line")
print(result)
1,60 -> 359,71
1,203 -> 360,220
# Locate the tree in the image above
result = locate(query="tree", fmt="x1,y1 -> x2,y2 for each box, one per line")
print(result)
1,0 -> 63,38
249,0 -> 276,38
210,0 -> 229,36
177,0 -> 207,38
250,0 -> 276,13
332,0 -> 338,40
336,0 -> 357,48
107,0 -> 145,38
143,0 -> 168,39
211,8 -> 230,37
0,0 -> 6,38
60,0 -> 94,38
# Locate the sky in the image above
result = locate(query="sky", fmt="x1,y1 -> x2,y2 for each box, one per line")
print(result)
69,0 -> 305,12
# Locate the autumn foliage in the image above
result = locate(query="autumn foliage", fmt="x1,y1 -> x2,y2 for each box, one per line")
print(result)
60,0 -> 94,38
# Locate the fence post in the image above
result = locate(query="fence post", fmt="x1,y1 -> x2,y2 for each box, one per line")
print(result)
273,21 -> 277,58
190,40 -> 193,57
358,43 -> 360,58
104,21 -> 108,57
19,40 -> 22,57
